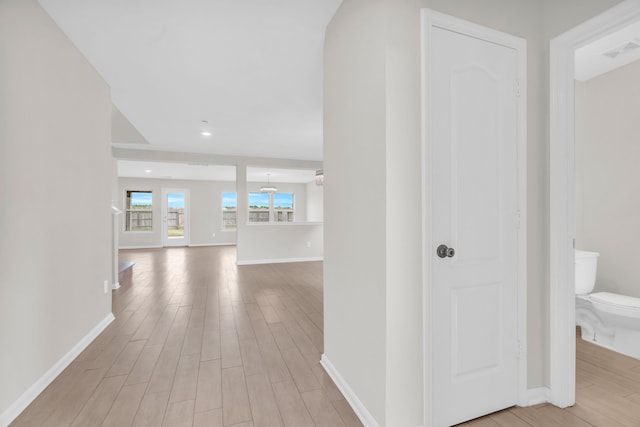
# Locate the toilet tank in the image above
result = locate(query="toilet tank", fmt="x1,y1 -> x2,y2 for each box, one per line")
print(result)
575,249 -> 599,295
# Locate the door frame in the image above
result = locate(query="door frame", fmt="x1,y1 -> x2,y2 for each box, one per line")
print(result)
549,0 -> 640,408
161,188 -> 190,247
421,10 -> 528,426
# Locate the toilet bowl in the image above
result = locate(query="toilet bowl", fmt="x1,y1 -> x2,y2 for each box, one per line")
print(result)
575,249 -> 640,359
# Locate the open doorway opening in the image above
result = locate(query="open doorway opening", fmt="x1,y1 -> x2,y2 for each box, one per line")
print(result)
162,188 -> 189,247
549,0 -> 640,408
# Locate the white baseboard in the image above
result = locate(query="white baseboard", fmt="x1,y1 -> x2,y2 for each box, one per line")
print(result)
0,313 -> 115,426
320,354 -> 379,427
119,245 -> 163,250
236,256 -> 323,266
188,243 -> 236,247
524,387 -> 551,406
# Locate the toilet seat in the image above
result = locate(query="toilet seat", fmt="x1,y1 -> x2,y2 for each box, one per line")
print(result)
590,292 -> 640,309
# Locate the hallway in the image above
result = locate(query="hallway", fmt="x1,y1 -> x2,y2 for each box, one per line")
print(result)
12,246 -> 361,426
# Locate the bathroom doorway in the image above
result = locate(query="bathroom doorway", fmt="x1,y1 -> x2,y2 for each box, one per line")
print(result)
549,0 -> 640,408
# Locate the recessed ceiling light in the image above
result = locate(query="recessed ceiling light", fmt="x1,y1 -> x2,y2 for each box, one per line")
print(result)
201,131 -> 212,136
145,169 -> 151,173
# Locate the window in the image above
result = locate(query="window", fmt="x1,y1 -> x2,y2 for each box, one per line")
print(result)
249,192 -> 270,222
273,192 -> 294,222
222,192 -> 237,230
125,190 -> 152,231
248,192 -> 294,223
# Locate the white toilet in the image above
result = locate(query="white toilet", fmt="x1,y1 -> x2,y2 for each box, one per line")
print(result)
575,249 -> 640,358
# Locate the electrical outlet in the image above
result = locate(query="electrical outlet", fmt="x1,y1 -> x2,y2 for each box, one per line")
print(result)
306,241 -> 311,248
103,280 -> 109,294
212,233 -> 216,237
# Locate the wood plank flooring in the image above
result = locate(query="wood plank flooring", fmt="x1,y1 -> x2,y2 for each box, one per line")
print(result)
12,246 -> 360,427
462,329 -> 640,426
11,245 -> 640,426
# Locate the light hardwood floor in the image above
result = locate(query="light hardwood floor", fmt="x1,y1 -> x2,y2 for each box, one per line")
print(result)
461,332 -> 640,426
11,246 -> 640,426
12,246 -> 361,427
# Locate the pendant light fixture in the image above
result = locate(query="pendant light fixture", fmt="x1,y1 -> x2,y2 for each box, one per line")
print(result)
260,173 -> 277,193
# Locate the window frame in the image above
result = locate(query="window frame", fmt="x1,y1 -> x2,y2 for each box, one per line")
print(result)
124,189 -> 154,233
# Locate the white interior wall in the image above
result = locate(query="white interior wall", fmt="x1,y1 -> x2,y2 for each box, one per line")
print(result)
305,180 -> 324,222
324,0 -> 388,424
117,177 -> 238,248
575,59 -> 640,297
324,0 -> 622,425
383,1 -> 423,423
576,81 -> 586,256
111,159 -> 120,287
236,223 -> 324,265
0,0 -> 113,421
237,179 -> 324,264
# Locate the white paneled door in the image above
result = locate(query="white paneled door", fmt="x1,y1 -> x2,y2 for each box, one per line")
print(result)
423,11 -> 526,427
162,188 -> 189,247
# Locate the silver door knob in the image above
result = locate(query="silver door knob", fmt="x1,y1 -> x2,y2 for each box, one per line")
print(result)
437,244 -> 455,258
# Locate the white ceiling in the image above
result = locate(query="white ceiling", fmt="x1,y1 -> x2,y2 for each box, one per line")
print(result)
39,0 -> 342,161
575,20 -> 640,81
118,160 -> 317,183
